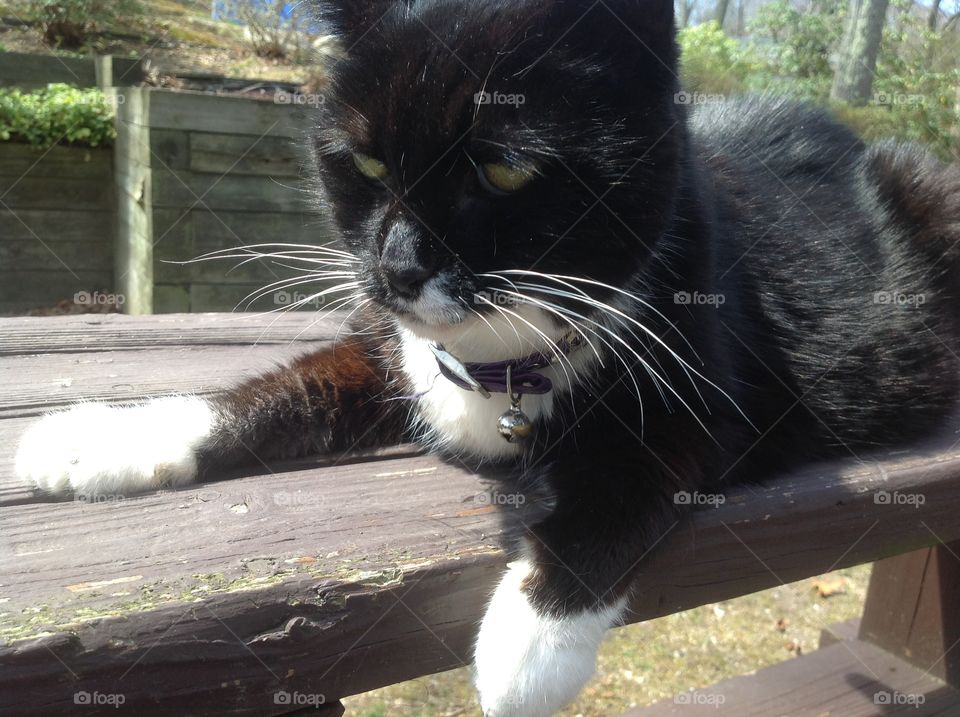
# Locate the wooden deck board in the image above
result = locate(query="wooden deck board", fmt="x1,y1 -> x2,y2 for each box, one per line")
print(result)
2,314 -> 960,716
621,634 -> 959,716
0,313 -> 337,354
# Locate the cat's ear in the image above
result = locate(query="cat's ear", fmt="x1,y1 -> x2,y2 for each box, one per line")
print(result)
314,0 -> 404,47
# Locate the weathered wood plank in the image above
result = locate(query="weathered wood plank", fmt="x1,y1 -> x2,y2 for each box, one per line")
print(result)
188,210 -> 332,250
152,209 -> 331,286
0,240 -> 113,272
0,417 -> 49,505
0,144 -> 112,179
859,543 -> 960,687
3,314 -> 960,716
149,129 -> 190,171
0,52 -> 96,88
152,284 -> 191,313
185,282 -> 347,313
0,271 -> 114,315
621,636 -> 959,715
152,171 -> 311,212
0,52 -> 143,89
189,132 -> 307,178
0,343 -> 325,419
3,427 -> 960,714
0,210 -> 113,243
113,87 -> 153,315
0,313 -> 341,354
147,90 -> 312,138
0,177 -> 113,210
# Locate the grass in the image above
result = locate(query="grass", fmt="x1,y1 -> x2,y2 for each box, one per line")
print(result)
0,0 -> 323,84
343,564 -> 871,716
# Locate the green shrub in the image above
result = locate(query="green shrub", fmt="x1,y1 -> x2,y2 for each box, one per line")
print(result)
747,0 -> 845,98
678,6 -> 959,158
0,84 -> 117,149
869,8 -> 960,159
678,21 -> 756,95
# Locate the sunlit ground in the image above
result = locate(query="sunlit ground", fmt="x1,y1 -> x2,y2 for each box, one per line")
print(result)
344,564 -> 871,717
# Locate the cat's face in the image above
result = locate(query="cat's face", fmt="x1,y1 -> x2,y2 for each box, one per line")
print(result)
313,0 -> 682,344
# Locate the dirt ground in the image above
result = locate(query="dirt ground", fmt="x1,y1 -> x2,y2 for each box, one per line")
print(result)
344,564 -> 872,717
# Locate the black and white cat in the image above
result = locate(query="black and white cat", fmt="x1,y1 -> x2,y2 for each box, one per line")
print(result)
15,1 -> 960,715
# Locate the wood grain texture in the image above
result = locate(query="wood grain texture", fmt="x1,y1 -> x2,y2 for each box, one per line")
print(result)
0,143 -> 115,313
113,86 -> 153,315
151,172 -> 311,213
3,314 -> 960,716
0,177 -> 113,210
860,543 -> 960,687
0,240 -> 113,272
189,132 -> 307,178
621,634 -> 959,716
0,52 -> 96,88
0,209 -> 114,244
0,312 -> 344,354
147,90 -> 311,138
0,145 -> 112,179
0,271 -> 115,316
0,52 -> 143,89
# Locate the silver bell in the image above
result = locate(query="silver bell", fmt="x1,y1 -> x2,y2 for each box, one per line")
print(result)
497,406 -> 533,443
496,365 -> 534,443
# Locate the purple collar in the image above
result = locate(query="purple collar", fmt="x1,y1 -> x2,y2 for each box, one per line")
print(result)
429,334 -> 582,399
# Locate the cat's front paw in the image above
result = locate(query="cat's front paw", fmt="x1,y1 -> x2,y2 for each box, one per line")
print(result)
474,560 -> 624,717
15,397 -> 214,498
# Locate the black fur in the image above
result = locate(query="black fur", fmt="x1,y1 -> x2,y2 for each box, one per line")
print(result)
207,0 -> 960,623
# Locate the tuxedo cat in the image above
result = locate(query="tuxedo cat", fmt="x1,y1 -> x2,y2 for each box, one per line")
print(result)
16,1 -> 960,715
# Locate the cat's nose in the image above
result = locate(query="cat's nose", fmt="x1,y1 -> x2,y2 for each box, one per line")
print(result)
383,261 -> 434,297
385,266 -> 432,296
380,221 -> 436,298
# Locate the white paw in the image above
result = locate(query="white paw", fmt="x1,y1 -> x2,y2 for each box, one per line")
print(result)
474,560 -> 625,717
15,397 -> 214,498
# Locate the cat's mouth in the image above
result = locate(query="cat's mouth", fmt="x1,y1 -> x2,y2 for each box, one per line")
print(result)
376,272 -> 469,334
386,291 -> 468,337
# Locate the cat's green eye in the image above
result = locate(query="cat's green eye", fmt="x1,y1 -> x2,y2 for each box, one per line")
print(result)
352,152 -> 389,181
480,162 -> 536,194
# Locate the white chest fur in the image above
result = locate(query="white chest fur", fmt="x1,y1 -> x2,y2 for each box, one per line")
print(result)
398,306 -> 597,461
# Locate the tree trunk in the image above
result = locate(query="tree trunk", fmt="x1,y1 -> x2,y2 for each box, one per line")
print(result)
715,0 -> 731,28
830,0 -> 890,105
680,0 -> 693,28
928,0 -> 942,31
